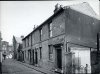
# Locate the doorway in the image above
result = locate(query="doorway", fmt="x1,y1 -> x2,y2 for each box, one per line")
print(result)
35,51 -> 38,64
30,50 -> 31,63
55,45 -> 62,69
32,50 -> 34,65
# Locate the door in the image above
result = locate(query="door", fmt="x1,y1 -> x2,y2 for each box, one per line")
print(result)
30,50 -> 31,63
32,50 -> 34,65
35,51 -> 38,64
57,48 -> 62,69
55,45 -> 62,69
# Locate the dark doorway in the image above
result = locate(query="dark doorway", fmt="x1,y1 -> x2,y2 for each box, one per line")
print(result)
35,51 -> 38,64
55,45 -> 62,69
22,51 -> 24,61
32,50 -> 34,65
30,50 -> 31,63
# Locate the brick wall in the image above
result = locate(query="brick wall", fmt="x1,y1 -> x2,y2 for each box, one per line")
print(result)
41,24 -> 49,41
52,12 -> 65,37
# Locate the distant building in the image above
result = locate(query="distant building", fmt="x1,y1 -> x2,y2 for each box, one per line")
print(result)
2,41 -> 9,52
8,45 -> 13,53
2,41 -> 9,59
13,36 -> 23,61
7,45 -> 13,58
1,41 -> 13,59
22,3 -> 100,74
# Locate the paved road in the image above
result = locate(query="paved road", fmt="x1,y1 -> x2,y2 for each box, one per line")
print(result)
1,59 -> 44,74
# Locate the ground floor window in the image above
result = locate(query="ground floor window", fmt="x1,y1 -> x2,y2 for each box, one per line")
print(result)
25,50 -> 26,58
48,45 -> 53,61
40,47 -> 42,59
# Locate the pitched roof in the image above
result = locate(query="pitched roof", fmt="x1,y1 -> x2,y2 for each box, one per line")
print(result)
68,2 -> 100,20
22,2 -> 100,40
22,7 -> 64,40
14,37 -> 22,43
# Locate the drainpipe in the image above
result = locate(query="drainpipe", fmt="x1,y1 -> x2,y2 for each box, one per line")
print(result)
97,32 -> 100,63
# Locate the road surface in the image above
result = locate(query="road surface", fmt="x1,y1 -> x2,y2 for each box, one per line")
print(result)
1,59 -> 44,74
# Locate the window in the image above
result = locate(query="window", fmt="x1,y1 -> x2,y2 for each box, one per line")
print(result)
25,50 -> 26,58
40,28 -> 42,41
26,38 -> 28,47
28,37 -> 29,46
32,34 -> 34,45
25,40 -> 26,47
49,22 -> 53,37
49,45 -> 53,60
31,35 -> 32,46
40,47 -> 42,59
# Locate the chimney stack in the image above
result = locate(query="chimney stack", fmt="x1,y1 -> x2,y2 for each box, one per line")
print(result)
33,25 -> 35,30
21,35 -> 24,39
54,3 -> 63,13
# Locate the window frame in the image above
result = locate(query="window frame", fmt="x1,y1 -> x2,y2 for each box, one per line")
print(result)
40,47 -> 42,59
48,45 -> 53,60
40,28 -> 42,41
49,22 -> 53,38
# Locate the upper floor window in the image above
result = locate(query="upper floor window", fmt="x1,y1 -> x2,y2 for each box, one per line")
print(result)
25,40 -> 26,47
28,37 -> 29,46
49,22 -> 53,37
31,35 -> 32,46
40,28 -> 42,41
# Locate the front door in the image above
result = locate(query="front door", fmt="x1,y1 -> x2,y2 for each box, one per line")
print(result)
57,48 -> 62,69
55,45 -> 62,69
32,50 -> 34,65
30,50 -> 31,63
35,51 -> 38,64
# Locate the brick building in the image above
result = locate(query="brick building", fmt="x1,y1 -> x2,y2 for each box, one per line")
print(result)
2,41 -> 9,52
22,3 -> 100,74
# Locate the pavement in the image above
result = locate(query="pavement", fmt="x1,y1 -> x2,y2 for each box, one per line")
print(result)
1,59 -> 57,74
15,59 -> 57,74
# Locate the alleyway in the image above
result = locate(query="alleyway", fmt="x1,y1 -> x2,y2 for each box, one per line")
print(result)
1,59 -> 44,74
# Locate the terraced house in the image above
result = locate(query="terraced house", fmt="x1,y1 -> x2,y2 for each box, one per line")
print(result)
22,2 -> 100,74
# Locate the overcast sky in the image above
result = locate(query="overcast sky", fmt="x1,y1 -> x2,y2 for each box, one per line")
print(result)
0,0 -> 99,45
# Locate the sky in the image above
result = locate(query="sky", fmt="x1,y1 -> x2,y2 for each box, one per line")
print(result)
0,0 -> 99,45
